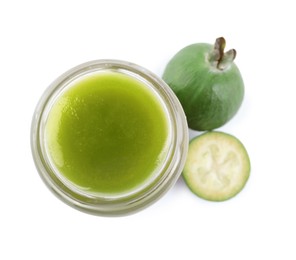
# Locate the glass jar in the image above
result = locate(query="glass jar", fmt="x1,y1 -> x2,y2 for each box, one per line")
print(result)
31,60 -> 188,216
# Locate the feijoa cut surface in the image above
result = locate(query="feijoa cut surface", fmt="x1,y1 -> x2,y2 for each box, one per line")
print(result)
183,131 -> 250,201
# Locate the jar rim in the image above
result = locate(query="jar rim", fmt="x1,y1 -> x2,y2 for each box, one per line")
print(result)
31,59 -> 188,216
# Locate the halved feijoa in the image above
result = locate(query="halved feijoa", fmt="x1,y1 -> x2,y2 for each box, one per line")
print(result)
183,131 -> 250,201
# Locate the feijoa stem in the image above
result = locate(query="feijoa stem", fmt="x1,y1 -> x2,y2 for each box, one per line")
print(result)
210,37 -> 236,70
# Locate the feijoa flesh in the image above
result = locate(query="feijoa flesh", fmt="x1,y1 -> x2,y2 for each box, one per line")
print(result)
162,37 -> 244,131
183,131 -> 250,201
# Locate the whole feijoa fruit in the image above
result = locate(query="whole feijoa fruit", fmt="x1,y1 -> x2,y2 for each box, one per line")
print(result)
162,37 -> 244,131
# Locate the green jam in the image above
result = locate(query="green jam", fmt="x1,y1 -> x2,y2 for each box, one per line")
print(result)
45,71 -> 170,196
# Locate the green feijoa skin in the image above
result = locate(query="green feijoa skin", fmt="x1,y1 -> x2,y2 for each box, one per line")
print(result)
163,37 -> 244,131
183,131 -> 250,201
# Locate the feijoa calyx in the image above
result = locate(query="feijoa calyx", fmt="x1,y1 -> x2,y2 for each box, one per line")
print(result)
162,37 -> 244,131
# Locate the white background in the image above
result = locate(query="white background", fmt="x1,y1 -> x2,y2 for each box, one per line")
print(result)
1,0 -> 296,259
